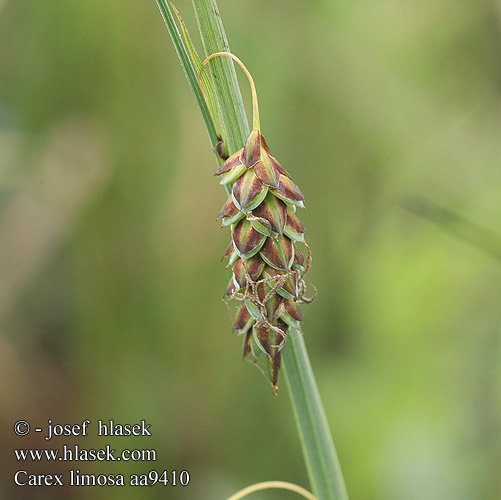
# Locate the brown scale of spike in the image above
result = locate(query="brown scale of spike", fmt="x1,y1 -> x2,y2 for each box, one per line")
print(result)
217,128 -> 314,395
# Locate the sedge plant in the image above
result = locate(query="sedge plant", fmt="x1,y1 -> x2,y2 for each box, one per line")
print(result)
156,1 -> 349,499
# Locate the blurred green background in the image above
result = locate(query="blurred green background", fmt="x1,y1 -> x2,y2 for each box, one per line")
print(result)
1,0 -> 500,499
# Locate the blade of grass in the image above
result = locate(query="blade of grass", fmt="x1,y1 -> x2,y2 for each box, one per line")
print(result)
170,3 -> 222,140
402,195 -> 501,262
283,329 -> 349,500
155,0 -> 219,148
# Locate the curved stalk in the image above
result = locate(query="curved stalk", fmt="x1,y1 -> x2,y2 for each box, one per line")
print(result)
201,52 -> 260,131
226,481 -> 316,500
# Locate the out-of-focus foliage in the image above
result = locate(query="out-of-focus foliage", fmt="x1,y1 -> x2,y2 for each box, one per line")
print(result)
1,1 -> 500,499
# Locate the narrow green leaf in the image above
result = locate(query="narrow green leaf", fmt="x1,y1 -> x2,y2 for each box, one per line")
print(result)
170,2 -> 221,137
155,0 -> 219,147
283,330 -> 349,500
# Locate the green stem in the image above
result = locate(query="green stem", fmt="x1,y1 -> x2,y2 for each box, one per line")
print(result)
156,1 -> 349,499
191,0 -> 250,154
283,330 -> 349,500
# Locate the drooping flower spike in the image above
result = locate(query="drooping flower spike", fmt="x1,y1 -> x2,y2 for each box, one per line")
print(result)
200,52 -> 315,394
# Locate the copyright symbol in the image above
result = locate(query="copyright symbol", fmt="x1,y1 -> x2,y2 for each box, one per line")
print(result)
14,420 -> 30,436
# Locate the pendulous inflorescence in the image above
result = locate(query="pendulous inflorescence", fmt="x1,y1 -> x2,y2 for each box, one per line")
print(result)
204,53 -> 315,393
